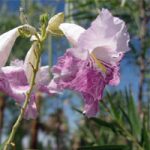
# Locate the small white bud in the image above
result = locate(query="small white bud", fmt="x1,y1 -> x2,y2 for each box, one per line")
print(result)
47,12 -> 64,36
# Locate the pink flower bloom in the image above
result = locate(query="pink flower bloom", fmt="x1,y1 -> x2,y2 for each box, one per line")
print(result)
0,65 -> 37,119
0,44 -> 52,119
0,27 -> 52,119
49,9 -> 130,116
0,60 -> 51,119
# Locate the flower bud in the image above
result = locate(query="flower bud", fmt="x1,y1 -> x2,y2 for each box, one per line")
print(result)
47,12 -> 64,36
18,24 -> 37,38
40,13 -> 48,25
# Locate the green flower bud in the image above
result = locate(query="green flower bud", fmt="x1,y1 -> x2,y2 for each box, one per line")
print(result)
40,13 -> 48,26
47,12 -> 64,36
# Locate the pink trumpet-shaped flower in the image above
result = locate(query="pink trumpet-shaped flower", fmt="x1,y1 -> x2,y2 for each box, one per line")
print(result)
0,65 -> 37,119
49,9 -> 130,117
0,45 -> 51,119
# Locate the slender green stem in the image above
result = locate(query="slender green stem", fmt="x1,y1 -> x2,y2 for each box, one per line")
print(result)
48,35 -> 52,77
94,0 -> 99,8
3,41 -> 42,150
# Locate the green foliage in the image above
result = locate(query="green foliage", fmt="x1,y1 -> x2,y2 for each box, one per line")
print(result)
141,114 -> 150,150
73,88 -> 150,149
125,90 -> 141,139
78,145 -> 129,150
0,142 -> 5,150
90,118 -> 117,133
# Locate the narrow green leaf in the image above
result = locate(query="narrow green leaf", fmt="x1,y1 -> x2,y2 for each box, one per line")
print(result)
78,145 -> 129,150
141,114 -> 150,150
126,89 -> 141,139
72,106 -> 83,114
73,104 -> 127,139
119,106 -> 132,130
90,118 -> 117,133
72,107 -> 118,133
106,92 -> 121,120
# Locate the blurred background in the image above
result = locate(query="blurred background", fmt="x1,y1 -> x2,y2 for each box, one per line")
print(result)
0,0 -> 150,150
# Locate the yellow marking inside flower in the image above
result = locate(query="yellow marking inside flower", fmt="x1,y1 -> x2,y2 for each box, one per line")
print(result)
90,53 -> 106,73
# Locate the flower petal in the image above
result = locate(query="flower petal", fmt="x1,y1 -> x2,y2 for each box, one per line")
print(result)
0,66 -> 37,119
108,65 -> 120,86
48,79 -> 62,94
78,8 -> 130,65
67,48 -> 89,60
24,43 -> 38,83
36,66 -> 50,85
49,52 -> 108,116
59,23 -> 85,46
24,95 -> 38,119
0,27 -> 20,67
83,95 -> 99,117
36,66 -> 52,95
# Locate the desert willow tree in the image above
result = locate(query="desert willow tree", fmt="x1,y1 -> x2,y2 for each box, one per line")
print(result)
1,11 -> 64,150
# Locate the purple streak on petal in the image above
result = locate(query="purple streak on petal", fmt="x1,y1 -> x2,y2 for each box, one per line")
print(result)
99,61 -> 120,86
24,94 -> 38,119
51,51 -> 79,82
82,94 -> 99,117
108,65 -> 120,86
